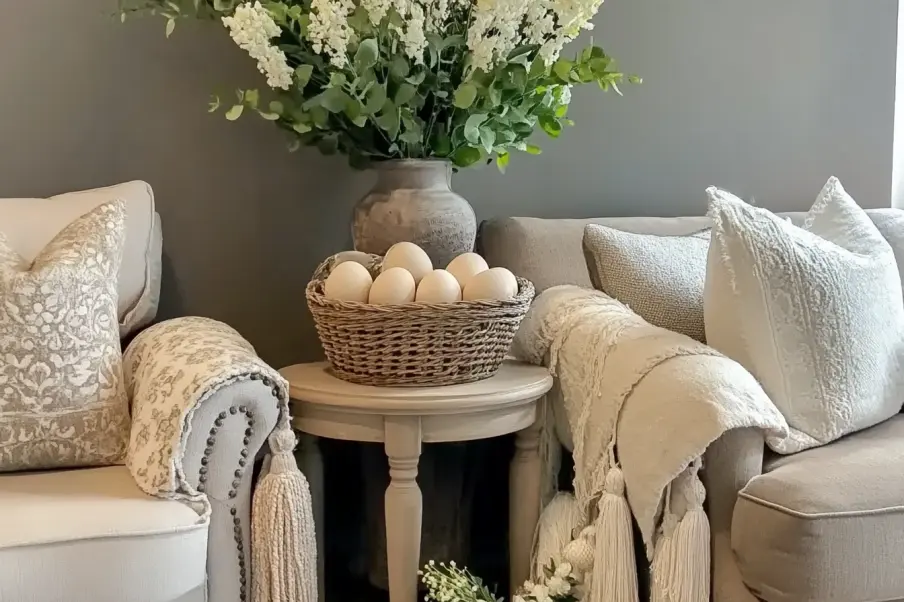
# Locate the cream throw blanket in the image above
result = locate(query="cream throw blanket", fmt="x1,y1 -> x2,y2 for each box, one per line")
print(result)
512,287 -> 788,601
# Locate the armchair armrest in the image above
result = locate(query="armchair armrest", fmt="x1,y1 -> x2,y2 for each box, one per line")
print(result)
702,427 -> 765,602
124,317 -> 282,602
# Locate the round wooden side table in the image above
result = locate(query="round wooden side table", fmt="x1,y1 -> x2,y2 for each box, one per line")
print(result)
280,361 -> 553,602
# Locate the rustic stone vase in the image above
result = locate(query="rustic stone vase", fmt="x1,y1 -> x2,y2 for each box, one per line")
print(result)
351,159 -> 478,591
352,159 -> 477,268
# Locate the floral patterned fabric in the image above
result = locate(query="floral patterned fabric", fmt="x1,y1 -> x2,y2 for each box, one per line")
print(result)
124,316 -> 289,501
0,200 -> 130,472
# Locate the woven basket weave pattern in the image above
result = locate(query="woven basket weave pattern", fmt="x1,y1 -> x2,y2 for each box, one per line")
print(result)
306,254 -> 534,386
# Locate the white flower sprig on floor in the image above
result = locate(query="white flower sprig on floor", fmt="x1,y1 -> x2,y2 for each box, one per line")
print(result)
420,560 -> 580,602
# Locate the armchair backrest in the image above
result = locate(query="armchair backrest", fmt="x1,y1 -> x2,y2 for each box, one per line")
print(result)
0,181 -> 162,337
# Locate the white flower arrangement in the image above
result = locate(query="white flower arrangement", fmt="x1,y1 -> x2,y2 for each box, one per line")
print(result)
120,0 -> 638,170
419,559 -> 580,602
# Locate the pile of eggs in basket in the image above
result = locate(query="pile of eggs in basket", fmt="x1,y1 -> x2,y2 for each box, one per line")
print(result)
324,242 -> 518,305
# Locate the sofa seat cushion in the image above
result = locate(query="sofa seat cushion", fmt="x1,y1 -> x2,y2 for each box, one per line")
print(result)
0,466 -> 208,602
733,415 -> 904,602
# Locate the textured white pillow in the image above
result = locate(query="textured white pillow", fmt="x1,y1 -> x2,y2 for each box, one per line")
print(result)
704,177 -> 904,453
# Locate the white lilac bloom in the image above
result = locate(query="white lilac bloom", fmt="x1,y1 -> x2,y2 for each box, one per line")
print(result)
307,0 -> 355,67
400,2 -> 429,61
222,2 -> 293,89
467,0 -> 531,73
360,0 -> 393,24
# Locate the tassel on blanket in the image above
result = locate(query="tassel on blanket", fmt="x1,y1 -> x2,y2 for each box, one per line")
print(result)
532,492 -> 582,580
589,466 -> 639,602
651,464 -> 710,602
251,427 -> 318,602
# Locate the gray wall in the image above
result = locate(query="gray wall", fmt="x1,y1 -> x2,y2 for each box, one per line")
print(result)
1,0 -> 898,367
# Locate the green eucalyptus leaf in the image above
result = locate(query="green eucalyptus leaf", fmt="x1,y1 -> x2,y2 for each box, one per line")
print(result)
464,113 -> 488,144
555,104 -> 568,118
355,38 -> 379,69
496,151 -> 510,173
305,87 -> 352,113
553,60 -> 573,83
406,70 -> 426,86
243,89 -> 260,109
529,57 -> 548,80
208,95 -> 220,113
309,106 -> 330,127
442,34 -> 466,49
539,114 -> 562,138
488,85 -> 502,107
351,115 -> 368,127
364,84 -> 387,114
507,44 -> 538,61
295,64 -> 314,90
269,100 -> 284,114
329,72 -> 348,88
589,57 -> 611,75
454,83 -> 478,109
390,56 -> 410,79
478,127 -> 496,153
452,146 -> 481,168
258,110 -> 281,121
395,83 -> 417,106
348,7 -> 372,33
525,144 -> 542,155
375,104 -> 400,139
165,18 -> 175,38
431,123 -> 452,156
225,104 -> 244,121
293,122 -> 312,134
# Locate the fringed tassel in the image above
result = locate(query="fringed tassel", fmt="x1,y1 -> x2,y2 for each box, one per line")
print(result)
532,492 -> 582,580
651,465 -> 710,602
588,466 -> 639,602
251,427 -> 318,602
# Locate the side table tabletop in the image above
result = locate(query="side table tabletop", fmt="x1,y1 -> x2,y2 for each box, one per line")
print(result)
280,360 -> 553,602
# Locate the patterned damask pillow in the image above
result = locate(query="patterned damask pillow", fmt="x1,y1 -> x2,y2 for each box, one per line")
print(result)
0,200 -> 130,471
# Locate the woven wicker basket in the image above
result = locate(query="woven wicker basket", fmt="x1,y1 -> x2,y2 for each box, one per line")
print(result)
306,254 -> 535,386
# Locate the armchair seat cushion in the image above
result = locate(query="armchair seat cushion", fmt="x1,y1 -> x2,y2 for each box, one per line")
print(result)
0,466 -> 208,602
732,415 -> 904,602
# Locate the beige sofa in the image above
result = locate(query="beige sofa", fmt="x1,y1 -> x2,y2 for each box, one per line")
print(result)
480,209 -> 904,602
0,182 -> 281,602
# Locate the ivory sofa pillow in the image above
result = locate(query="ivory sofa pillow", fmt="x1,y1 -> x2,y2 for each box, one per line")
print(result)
704,177 -> 904,453
0,201 -> 130,471
583,225 -> 710,341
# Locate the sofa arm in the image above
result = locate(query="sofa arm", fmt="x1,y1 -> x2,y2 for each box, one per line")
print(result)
124,317 -> 283,602
702,427 -> 765,602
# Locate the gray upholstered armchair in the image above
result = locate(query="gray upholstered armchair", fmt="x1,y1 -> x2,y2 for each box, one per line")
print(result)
0,181 -> 281,602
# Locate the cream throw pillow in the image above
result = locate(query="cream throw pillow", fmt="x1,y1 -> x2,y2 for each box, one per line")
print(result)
0,201 -> 130,471
705,177 -> 904,453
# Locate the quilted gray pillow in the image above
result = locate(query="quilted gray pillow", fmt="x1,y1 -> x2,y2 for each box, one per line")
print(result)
582,225 -> 709,341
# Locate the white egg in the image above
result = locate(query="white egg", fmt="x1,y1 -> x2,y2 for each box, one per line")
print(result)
324,261 -> 373,303
368,267 -> 417,305
333,250 -> 374,267
446,252 -> 489,289
416,270 -> 463,304
383,242 -> 433,284
463,267 -> 519,301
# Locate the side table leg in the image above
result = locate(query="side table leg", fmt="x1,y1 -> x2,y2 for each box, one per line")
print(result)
384,416 -> 423,602
298,433 -> 325,602
510,409 -> 542,594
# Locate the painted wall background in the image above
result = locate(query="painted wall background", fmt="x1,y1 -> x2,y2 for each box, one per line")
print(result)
0,0 -> 898,366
